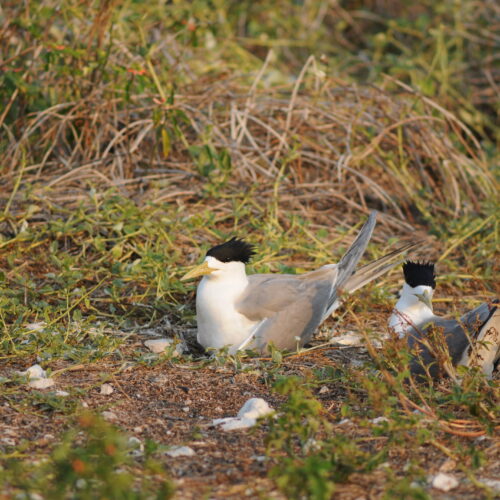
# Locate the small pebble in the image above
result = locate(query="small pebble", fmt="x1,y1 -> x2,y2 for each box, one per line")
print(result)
371,416 -> 389,424
212,398 -> 274,432
100,383 -> 114,395
128,436 -> 144,456
21,364 -> 45,379
76,479 -> 87,489
216,417 -> 256,431
102,411 -> 118,421
29,378 -> 55,389
237,398 -> 274,419
166,446 -> 195,458
439,459 -> 457,472
431,473 -> 459,492
144,338 -> 183,356
330,333 -> 363,346
350,359 -> 364,368
128,436 -> 142,446
27,494 -> 44,500
25,322 -> 46,331
18,364 -> 55,389
478,478 -> 500,492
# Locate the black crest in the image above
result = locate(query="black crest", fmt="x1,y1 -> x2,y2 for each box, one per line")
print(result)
206,237 -> 255,264
403,261 -> 436,289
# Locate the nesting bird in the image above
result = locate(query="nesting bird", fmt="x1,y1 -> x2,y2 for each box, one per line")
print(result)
389,261 -> 499,379
182,211 -> 417,354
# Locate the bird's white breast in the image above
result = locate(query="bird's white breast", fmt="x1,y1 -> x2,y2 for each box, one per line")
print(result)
196,275 -> 258,352
389,284 -> 435,337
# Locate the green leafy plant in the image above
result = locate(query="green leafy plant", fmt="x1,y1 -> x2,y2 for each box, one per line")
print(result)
0,413 -> 174,499
266,376 -> 385,500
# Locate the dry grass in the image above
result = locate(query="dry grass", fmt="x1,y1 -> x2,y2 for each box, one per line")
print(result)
1,72 -> 496,220
0,1 -> 499,499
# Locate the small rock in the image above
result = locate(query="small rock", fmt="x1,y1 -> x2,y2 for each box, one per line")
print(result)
25,322 -> 46,332
76,479 -> 87,489
431,473 -> 459,492
439,459 -> 457,472
100,383 -> 114,395
217,417 -> 257,431
371,416 -> 389,424
350,359 -> 364,368
330,333 -> 363,346
128,436 -> 144,456
237,398 -> 274,419
304,438 -> 321,452
29,378 -> 55,389
55,390 -> 70,397
27,493 -> 44,500
81,402 -> 89,408
144,338 -> 183,355
166,446 -> 195,458
212,398 -> 274,432
337,418 -> 351,425
102,411 -> 118,421
18,364 -> 55,389
20,364 -> 45,379
478,478 -> 500,492
318,386 -> 329,394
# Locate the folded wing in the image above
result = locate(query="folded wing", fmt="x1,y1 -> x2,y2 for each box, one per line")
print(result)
236,267 -> 338,351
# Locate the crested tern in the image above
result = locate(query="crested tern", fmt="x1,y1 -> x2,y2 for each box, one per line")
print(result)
389,261 -> 499,379
182,211 -> 417,354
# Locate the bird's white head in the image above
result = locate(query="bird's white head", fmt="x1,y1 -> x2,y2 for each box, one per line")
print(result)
389,261 -> 436,335
181,237 -> 255,282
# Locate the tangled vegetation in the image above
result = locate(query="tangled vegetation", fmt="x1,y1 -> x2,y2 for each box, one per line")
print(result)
0,1 -> 498,498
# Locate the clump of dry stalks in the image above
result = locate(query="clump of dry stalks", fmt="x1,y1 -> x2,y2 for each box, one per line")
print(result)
1,64 -> 495,233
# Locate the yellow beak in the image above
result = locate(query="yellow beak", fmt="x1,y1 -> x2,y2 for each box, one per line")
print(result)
181,261 -> 214,281
414,290 -> 433,311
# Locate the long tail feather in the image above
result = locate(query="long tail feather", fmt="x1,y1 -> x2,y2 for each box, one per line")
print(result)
343,241 -> 422,293
327,211 -> 377,309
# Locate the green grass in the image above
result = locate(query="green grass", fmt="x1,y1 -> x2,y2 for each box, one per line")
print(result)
0,413 -> 175,499
0,0 -> 498,498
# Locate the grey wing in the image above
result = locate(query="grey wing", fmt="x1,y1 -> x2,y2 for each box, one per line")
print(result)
459,301 -> 499,377
460,301 -> 498,338
236,269 -> 337,352
407,319 -> 468,379
408,301 -> 499,380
